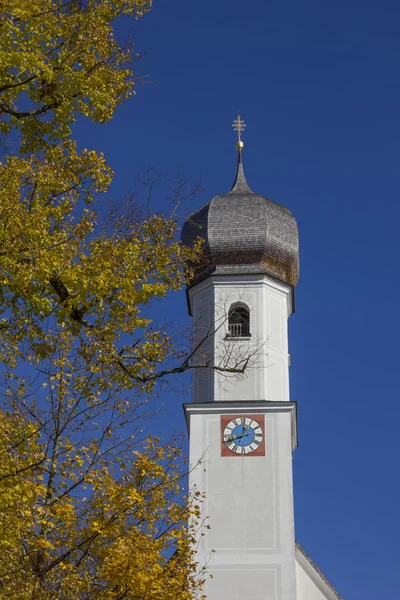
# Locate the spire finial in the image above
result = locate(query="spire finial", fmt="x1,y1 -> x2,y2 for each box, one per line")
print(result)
229,111 -> 252,195
233,110 -> 246,150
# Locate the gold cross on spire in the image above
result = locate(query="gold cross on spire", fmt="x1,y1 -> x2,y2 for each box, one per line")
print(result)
233,111 -> 246,150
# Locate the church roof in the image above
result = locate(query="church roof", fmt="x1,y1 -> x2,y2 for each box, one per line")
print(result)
296,542 -> 344,600
181,149 -> 299,287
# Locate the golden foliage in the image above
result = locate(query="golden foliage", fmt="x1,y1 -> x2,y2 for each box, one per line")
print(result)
0,413 -> 203,598
0,0 -> 151,151
0,2 -> 206,598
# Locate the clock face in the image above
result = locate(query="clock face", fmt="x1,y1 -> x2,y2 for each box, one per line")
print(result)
222,416 -> 264,455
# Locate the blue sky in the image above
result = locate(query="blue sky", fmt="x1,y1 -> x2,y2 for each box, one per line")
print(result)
76,1 -> 400,597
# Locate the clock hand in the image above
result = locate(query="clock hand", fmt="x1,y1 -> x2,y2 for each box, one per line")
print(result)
235,424 -> 250,440
225,426 -> 251,444
225,434 -> 242,443
225,432 -> 243,443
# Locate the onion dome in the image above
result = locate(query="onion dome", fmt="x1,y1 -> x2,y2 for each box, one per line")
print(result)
181,146 -> 299,287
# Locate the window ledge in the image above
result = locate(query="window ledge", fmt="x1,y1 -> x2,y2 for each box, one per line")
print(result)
225,334 -> 252,341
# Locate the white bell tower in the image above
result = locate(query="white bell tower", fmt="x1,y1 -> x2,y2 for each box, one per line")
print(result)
182,115 -> 300,600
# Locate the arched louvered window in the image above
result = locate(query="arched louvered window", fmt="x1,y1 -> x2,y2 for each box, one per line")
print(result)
228,303 -> 250,338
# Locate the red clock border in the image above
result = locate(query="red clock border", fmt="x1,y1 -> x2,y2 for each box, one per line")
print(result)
220,414 -> 266,457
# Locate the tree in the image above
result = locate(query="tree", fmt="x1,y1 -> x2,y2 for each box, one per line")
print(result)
0,406 -> 202,598
0,2 -> 221,597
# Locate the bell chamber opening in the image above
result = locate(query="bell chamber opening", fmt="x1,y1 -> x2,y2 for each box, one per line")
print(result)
227,303 -> 251,338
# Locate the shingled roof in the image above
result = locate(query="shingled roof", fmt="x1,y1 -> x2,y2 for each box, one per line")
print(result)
181,150 -> 299,287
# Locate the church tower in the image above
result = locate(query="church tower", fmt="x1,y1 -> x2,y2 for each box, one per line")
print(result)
181,116 -> 342,600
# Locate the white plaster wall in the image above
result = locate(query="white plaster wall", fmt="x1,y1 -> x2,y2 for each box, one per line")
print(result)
206,415 -> 277,551
207,567 -> 278,600
188,274 -> 292,404
191,286 -> 214,403
188,405 -> 297,600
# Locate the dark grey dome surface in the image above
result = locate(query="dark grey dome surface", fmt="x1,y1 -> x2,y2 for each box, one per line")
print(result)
181,152 -> 299,286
